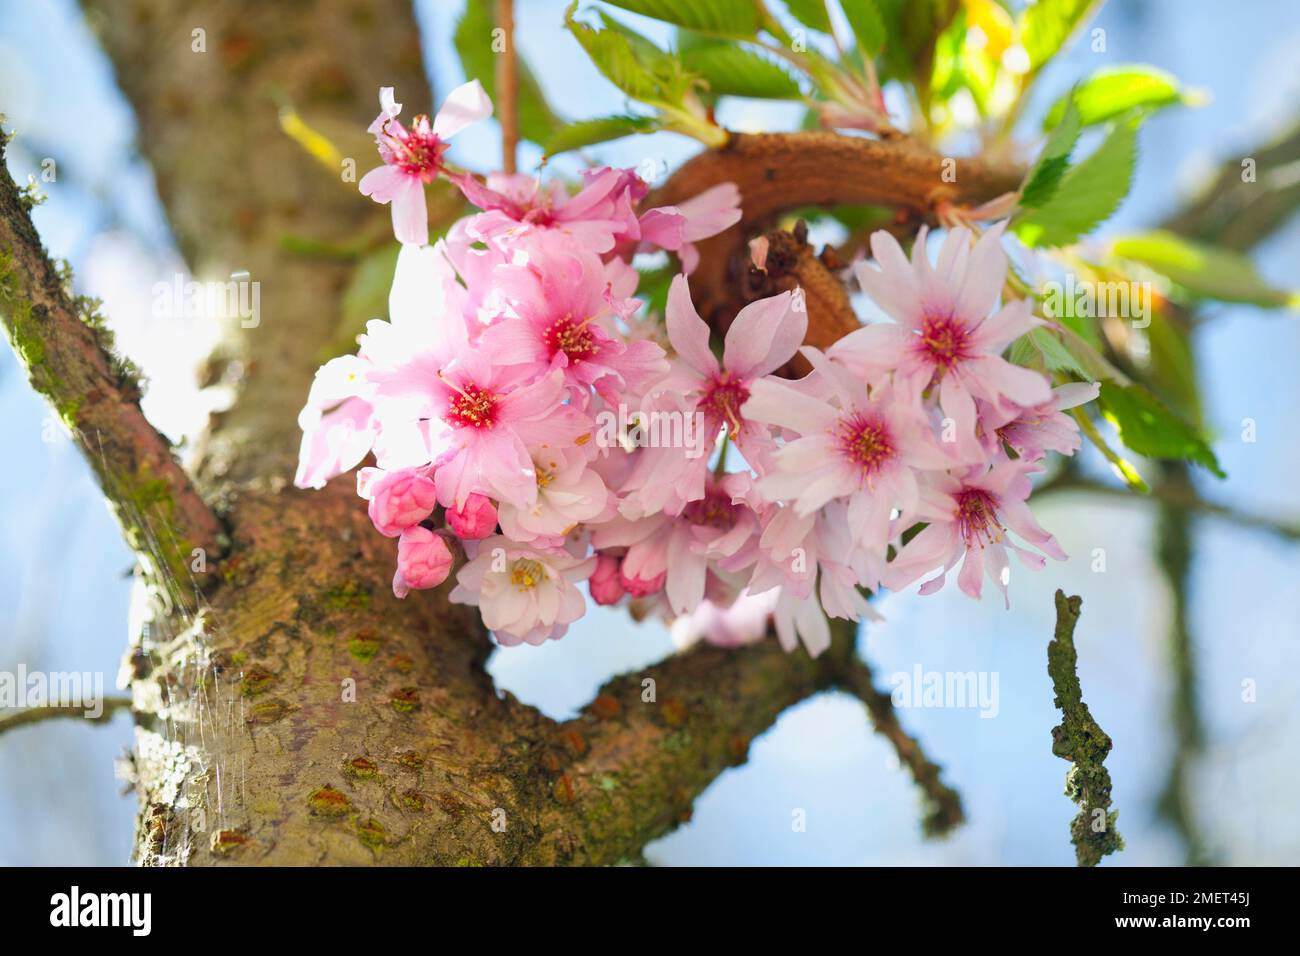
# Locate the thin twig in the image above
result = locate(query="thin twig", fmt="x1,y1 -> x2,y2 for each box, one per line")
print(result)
495,0 -> 518,175
0,697 -> 133,735
837,655 -> 965,837
1049,591 -> 1123,866
1035,470 -> 1300,542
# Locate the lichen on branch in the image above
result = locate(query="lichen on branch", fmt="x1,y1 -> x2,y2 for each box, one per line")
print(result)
1048,590 -> 1123,866
0,132 -> 223,604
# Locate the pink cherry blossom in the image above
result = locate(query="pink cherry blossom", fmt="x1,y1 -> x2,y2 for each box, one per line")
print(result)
479,237 -> 667,403
294,355 -> 377,490
981,381 -> 1100,461
836,224 -> 1052,459
743,349 -> 953,586
497,446 -> 608,545
446,492 -> 498,539
637,183 -> 742,273
358,465 -> 438,537
392,526 -> 454,598
617,277 -> 804,516
427,358 -> 592,511
456,166 -> 645,254
360,82 -> 492,245
449,536 -> 596,645
594,473 -> 761,615
588,554 -> 626,606
884,459 -> 1067,607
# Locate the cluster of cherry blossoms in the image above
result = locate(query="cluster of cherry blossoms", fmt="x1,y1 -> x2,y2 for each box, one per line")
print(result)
294,80 -> 1098,656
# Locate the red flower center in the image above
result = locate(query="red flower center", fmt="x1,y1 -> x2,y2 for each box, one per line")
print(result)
543,314 -> 599,363
919,313 -> 972,371
954,487 -> 1003,548
699,374 -> 751,437
836,413 -> 895,480
383,115 -> 448,181
681,488 -> 737,530
445,381 -> 498,429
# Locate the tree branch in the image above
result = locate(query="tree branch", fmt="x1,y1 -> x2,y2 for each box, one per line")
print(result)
646,131 -> 1023,332
836,653 -> 965,837
0,134 -> 223,599
1049,591 -> 1123,867
744,225 -> 859,377
1161,119 -> 1300,250
1034,470 -> 1300,542
495,0 -> 518,175
0,697 -> 133,736
540,619 -> 856,863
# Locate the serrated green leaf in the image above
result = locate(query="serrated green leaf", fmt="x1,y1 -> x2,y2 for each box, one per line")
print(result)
784,0 -> 834,33
1110,230 -> 1298,308
1016,117 -> 1139,248
1145,312 -> 1202,427
566,11 -> 659,101
679,45 -> 802,99
1028,327 -> 1093,379
599,10 -> 678,71
544,114 -> 661,156
1072,406 -> 1149,492
453,2 -> 560,146
1019,0 -> 1098,70
1020,95 -> 1082,208
600,0 -> 760,37
1043,65 -> 1195,130
1098,381 -> 1224,478
874,0 -> 959,83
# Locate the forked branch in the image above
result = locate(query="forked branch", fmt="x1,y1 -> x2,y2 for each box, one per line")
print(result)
0,135 -> 223,605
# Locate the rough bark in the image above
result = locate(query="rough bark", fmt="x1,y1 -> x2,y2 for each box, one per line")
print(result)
644,131 -> 1023,330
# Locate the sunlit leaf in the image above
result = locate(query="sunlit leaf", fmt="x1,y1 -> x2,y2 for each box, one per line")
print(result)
1018,0 -> 1099,70
544,114 -> 661,156
1043,65 -> 1199,129
599,0 -> 761,38
783,0 -> 834,34
1098,381 -> 1225,478
1016,116 -> 1139,247
1020,94 -> 1081,208
841,0 -> 887,56
679,45 -> 802,99
1110,230 -> 1298,308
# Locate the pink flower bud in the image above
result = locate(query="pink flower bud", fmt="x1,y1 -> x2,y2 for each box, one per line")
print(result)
446,493 -> 497,539
360,466 -> 438,537
619,565 -> 666,598
588,554 -> 626,606
392,527 -> 453,599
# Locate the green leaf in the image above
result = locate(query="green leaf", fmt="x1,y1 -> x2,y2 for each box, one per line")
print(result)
1018,0 -> 1098,70
1098,381 -> 1225,478
1016,117 -> 1139,248
599,0 -> 761,37
1043,65 -> 1197,130
1020,94 -> 1082,208
566,9 -> 660,101
784,0 -> 834,34
1110,230 -> 1298,308
453,2 -> 560,146
679,45 -> 802,99
318,244 -> 402,362
874,0 -> 960,83
544,114 -> 661,156
1010,327 -> 1094,380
